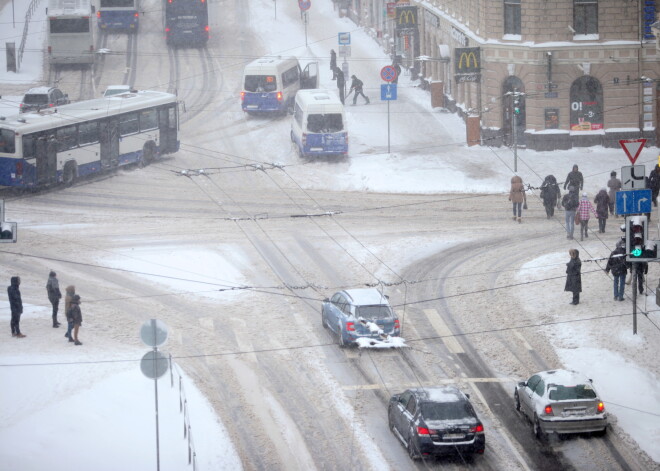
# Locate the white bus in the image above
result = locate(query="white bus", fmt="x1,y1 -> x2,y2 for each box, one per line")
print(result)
291,89 -> 348,158
0,91 -> 179,188
46,0 -> 96,66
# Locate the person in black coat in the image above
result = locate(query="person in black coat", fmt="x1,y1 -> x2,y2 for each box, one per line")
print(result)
349,75 -> 370,105
605,242 -> 628,301
648,164 -> 660,207
330,49 -> 337,80
540,175 -> 561,218
563,164 -> 584,191
565,249 -> 582,305
335,67 -> 345,104
46,271 -> 62,328
8,276 -> 25,338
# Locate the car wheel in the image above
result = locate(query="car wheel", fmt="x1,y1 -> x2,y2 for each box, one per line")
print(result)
407,437 -> 420,461
514,390 -> 521,412
141,140 -> 157,166
533,415 -> 546,441
321,310 -> 328,329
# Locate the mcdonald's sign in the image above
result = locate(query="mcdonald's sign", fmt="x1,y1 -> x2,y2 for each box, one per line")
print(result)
454,47 -> 480,75
395,6 -> 417,32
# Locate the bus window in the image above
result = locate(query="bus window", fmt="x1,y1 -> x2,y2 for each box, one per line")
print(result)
244,75 -> 277,92
307,114 -> 344,133
294,103 -> 303,127
78,121 -> 99,145
282,67 -> 300,88
0,129 -> 15,154
22,134 -> 37,158
140,109 -> 158,131
100,0 -> 134,6
57,126 -> 78,151
49,18 -> 90,34
119,113 -> 139,136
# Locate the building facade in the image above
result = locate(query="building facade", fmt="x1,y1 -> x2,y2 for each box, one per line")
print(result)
347,0 -> 660,151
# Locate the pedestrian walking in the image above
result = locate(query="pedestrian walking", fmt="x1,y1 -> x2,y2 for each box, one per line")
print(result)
540,174 -> 561,218
46,271 -> 62,328
508,175 -> 527,223
335,67 -> 345,105
561,186 -> 579,239
648,164 -> 660,207
330,49 -> 337,80
8,276 -> 25,338
565,249 -> 582,305
392,61 -> 402,84
563,164 -> 584,191
607,171 -> 622,217
577,192 -> 598,240
69,294 -> 83,346
349,75 -> 370,105
626,260 -> 648,295
594,189 -> 610,233
64,285 -> 75,341
605,241 -> 628,301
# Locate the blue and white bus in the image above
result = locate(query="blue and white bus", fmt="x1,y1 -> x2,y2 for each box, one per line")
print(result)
97,0 -> 139,32
290,89 -> 348,158
0,91 -> 179,188
164,0 -> 209,46
46,0 -> 96,66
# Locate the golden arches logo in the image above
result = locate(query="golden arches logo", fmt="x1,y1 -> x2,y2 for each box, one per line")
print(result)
458,52 -> 478,69
398,9 -> 415,24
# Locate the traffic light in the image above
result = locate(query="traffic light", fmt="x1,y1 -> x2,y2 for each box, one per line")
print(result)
625,215 -> 656,261
513,98 -> 520,115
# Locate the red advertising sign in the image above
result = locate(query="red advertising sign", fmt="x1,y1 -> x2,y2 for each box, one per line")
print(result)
386,2 -> 396,18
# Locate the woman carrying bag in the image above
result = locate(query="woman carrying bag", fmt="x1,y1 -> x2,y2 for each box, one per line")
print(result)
508,175 -> 527,223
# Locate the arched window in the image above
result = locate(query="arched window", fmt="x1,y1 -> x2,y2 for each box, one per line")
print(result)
569,76 -> 603,131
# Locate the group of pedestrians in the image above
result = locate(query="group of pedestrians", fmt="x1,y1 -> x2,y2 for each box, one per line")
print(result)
8,272 -> 84,345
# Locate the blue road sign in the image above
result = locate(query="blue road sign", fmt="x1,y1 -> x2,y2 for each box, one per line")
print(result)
616,189 -> 652,215
338,32 -> 351,45
381,83 -> 397,101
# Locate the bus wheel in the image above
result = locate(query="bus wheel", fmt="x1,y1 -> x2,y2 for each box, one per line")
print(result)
63,162 -> 77,186
142,141 -> 157,166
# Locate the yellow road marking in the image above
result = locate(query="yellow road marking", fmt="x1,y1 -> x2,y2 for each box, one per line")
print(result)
423,308 -> 464,353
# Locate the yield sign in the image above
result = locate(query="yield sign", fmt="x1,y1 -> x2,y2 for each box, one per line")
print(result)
619,138 -> 647,164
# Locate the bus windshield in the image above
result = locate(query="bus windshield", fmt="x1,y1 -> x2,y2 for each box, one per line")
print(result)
0,129 -> 16,154
100,0 -> 134,6
49,18 -> 90,34
244,75 -> 277,92
307,114 -> 344,133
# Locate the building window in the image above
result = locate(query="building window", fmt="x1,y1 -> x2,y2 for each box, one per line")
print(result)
504,0 -> 521,35
574,0 -> 598,34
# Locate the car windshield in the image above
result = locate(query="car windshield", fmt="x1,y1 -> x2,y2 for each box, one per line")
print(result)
306,114 -> 343,133
421,401 -> 472,421
244,75 -> 277,92
23,95 -> 48,105
548,384 -> 597,400
356,305 -> 393,320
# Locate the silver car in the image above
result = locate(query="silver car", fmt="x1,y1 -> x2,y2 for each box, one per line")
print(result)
514,369 -> 608,439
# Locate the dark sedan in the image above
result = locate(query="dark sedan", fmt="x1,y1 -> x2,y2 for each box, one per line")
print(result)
388,386 -> 485,460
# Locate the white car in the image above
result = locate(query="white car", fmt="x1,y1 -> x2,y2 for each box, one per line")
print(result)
514,369 -> 608,439
103,85 -> 132,97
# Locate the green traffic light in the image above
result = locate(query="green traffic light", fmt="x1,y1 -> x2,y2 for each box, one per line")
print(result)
632,248 -> 642,257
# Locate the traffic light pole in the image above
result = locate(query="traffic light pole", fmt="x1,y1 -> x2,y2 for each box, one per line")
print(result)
632,263 -> 637,334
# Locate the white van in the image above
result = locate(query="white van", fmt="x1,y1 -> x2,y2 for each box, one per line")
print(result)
241,56 -> 318,115
290,89 -> 348,158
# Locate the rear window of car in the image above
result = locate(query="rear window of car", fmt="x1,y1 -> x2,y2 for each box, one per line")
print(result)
244,75 -> 277,92
307,114 -> 343,133
356,305 -> 393,320
421,401 -> 474,421
548,384 -> 597,401
23,94 -> 48,105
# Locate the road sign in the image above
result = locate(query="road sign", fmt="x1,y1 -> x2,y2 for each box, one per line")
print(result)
299,0 -> 311,11
338,45 -> 351,57
338,32 -> 350,45
381,83 -> 397,101
616,189 -> 652,215
621,165 -> 646,190
140,350 -> 168,379
380,65 -> 397,83
620,138 -> 647,164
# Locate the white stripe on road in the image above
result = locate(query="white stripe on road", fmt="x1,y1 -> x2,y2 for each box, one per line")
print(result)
423,308 -> 465,353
